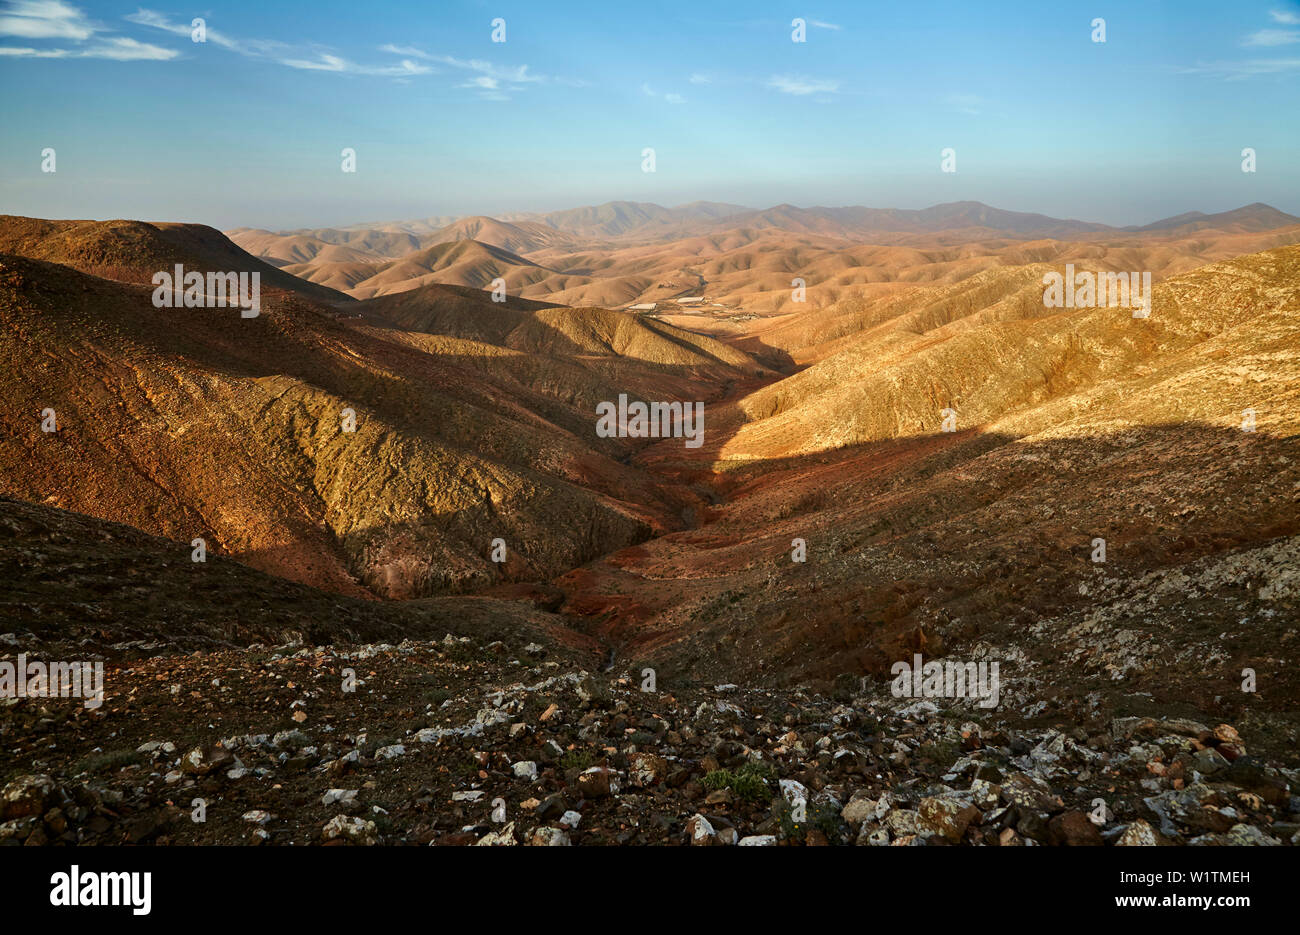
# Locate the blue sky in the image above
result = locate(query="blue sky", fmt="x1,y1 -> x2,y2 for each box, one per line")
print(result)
1,0 -> 1298,229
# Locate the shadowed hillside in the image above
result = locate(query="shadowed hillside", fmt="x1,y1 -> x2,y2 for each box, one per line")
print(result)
557,245 -> 1300,721
0,247 -> 759,600
0,215 -> 352,306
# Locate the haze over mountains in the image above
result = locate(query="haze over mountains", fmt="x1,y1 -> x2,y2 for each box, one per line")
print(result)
226,200 -> 1300,313
236,199 -> 1300,250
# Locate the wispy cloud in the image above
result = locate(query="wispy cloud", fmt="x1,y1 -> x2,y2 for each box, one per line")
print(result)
0,0 -> 93,40
280,52 -> 346,72
126,8 -> 265,55
383,48 -> 578,98
766,74 -> 839,95
0,34 -> 174,59
437,55 -> 543,85
126,10 -> 437,76
1188,9 -> 1300,77
1179,57 -> 1300,79
688,72 -> 710,85
0,1 -> 175,59
282,50 -> 431,76
85,35 -> 174,60
379,43 -> 432,60
0,43 -> 67,55
1243,27 -> 1300,45
809,20 -> 841,30
641,83 -> 686,104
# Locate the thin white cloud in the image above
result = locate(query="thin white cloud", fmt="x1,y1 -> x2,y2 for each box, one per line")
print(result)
809,20 -> 841,30
688,72 -> 710,84
0,43 -> 68,55
376,48 -> 575,97
948,93 -> 984,115
0,0 -> 93,40
1269,9 -> 1300,25
434,54 -> 543,85
767,74 -> 839,95
1244,27 -> 1300,45
0,4 -> 180,61
1179,57 -> 1300,78
281,52 -> 346,71
6,8 -> 554,85
84,35 -> 175,60
387,45 -> 582,87
124,9 -> 186,35
379,43 -> 432,59
0,33 -> 174,59
283,51 -> 431,75
127,9 -> 435,76
128,9 -> 286,57
642,83 -> 686,104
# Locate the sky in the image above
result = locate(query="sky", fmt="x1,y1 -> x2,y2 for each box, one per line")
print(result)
1,0 -> 1298,230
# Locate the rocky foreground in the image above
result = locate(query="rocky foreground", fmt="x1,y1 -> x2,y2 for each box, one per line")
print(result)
2,634 -> 1296,846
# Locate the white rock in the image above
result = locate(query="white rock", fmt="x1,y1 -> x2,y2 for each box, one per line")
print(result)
686,813 -> 716,845
322,789 -> 358,807
559,810 -> 583,829
530,826 -> 571,846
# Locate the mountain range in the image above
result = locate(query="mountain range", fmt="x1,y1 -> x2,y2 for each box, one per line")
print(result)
1,202 -> 1297,848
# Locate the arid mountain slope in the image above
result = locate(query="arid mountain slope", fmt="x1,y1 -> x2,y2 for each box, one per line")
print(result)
427,215 -> 578,254
557,246 -> 1300,724
295,239 -> 551,300
2,215 -> 1296,851
4,491 -> 1294,849
1129,202 -> 1300,234
0,248 -> 757,600
0,495 -> 596,657
229,204 -> 1300,316
0,216 -> 351,306
3,214 -> 1296,728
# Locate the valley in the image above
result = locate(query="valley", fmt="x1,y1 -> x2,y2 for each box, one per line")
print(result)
2,200 -> 1298,847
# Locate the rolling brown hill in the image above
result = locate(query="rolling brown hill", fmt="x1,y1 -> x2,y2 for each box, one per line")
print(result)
555,244 -> 1300,721
227,202 -> 1300,319
426,215 -> 578,254
0,240 -> 761,602
3,212 -> 1296,733
3,193 -> 1297,853
302,239 -> 552,300
359,281 -> 760,378
1127,202 -> 1300,234
0,216 -> 352,306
